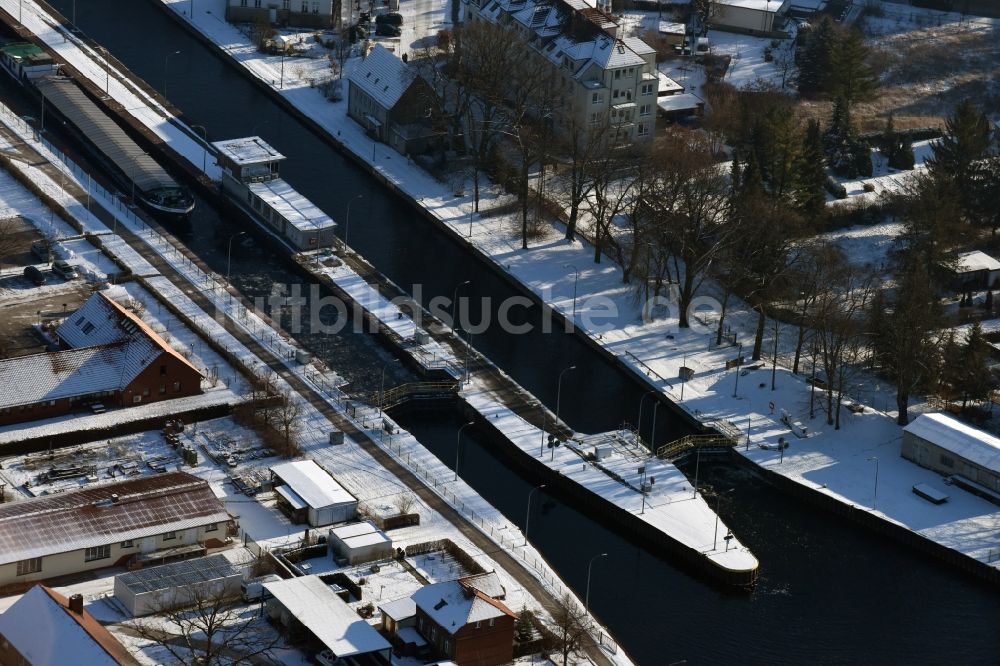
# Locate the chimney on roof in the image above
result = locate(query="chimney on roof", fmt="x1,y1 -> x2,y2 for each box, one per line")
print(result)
68,593 -> 84,614
111,494 -> 119,503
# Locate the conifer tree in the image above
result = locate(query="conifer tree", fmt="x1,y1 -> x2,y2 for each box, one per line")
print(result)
828,28 -> 878,105
796,119 -> 828,219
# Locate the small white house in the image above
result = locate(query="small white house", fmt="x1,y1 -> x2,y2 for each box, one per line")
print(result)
952,250 -> 1000,289
329,521 -> 393,565
710,0 -> 790,33
270,460 -> 357,527
902,413 -> 1000,494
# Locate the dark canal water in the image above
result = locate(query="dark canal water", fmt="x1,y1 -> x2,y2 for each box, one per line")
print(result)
33,2 -> 1000,662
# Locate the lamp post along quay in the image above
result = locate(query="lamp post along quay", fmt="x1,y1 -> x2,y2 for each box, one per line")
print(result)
585,552 -> 608,614
524,484 -> 546,546
455,421 -> 475,481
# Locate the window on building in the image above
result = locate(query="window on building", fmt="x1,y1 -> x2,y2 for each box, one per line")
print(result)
240,0 -> 248,6
443,639 -> 453,655
638,123 -> 649,136
81,322 -> 95,334
489,618 -> 495,627
589,113 -> 599,127
591,92 -> 602,105
254,0 -> 262,7
205,523 -> 219,532
173,382 -> 181,392
614,69 -> 621,79
475,621 -> 481,629
16,558 -> 42,576
626,67 -> 634,76
283,0 -> 290,7
639,104 -> 651,116
121,540 -> 135,548
163,531 -> 177,541
312,1 -> 319,12
159,385 -> 166,395
132,395 -> 142,404
160,364 -> 168,376
301,1 -> 308,12
641,83 -> 654,96
142,388 -> 150,397
84,545 -> 111,562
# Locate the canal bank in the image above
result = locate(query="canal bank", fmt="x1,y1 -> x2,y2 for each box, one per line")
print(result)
136,0 -> 1000,589
22,2 -> 1000,662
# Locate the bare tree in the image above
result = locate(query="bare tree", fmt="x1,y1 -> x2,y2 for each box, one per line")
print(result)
126,585 -> 279,665
393,491 -> 416,515
549,594 -> 589,666
641,129 -> 734,328
268,391 -> 303,457
809,249 -> 875,429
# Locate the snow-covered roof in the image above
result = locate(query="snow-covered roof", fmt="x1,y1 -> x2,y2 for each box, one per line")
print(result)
379,596 -> 416,622
954,250 -> 1000,274
658,72 -> 684,94
0,472 -> 229,566
904,413 -> 1000,473
211,136 -> 285,166
264,576 -> 391,658
0,586 -> 134,665
460,572 -> 506,599
411,575 -> 515,635
657,92 -> 705,113
713,0 -> 787,12
348,45 -> 416,110
270,460 -> 356,510
0,344 -> 150,410
248,178 -> 336,234
0,293 -> 204,410
658,21 -> 687,34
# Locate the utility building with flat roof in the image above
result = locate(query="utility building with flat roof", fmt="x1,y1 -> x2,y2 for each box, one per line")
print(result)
114,554 -> 243,617
270,459 -> 357,527
902,413 -> 1000,496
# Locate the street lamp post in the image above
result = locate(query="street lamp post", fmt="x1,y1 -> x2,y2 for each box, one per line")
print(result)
867,456 -> 879,511
378,359 -> 399,418
551,366 -> 576,461
163,50 -> 181,99
712,489 -> 733,550
454,421 -> 475,481
451,280 -> 470,330
191,124 -> 208,174
732,342 -> 743,398
343,194 -> 364,246
524,484 -> 546,546
564,263 -> 579,319
585,552 -> 608,614
637,390 -> 656,446
650,400 -> 662,455
226,231 -> 247,289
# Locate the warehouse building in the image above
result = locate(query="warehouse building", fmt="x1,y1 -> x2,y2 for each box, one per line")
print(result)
0,472 -> 230,588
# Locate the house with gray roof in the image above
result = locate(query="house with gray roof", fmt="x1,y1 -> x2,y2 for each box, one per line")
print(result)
347,45 -> 440,157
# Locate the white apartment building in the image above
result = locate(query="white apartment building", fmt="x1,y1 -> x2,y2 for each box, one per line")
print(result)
464,0 -> 659,147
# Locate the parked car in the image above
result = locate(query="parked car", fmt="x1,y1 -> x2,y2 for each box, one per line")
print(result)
30,240 -> 52,262
52,260 -> 78,280
23,265 -> 45,286
375,22 -> 402,37
240,574 -> 282,602
375,12 -> 403,26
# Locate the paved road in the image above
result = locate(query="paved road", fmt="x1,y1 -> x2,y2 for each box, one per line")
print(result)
0,122 -> 620,666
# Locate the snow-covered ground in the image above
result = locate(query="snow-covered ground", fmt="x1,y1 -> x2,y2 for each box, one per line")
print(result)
141,0 -> 999,574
